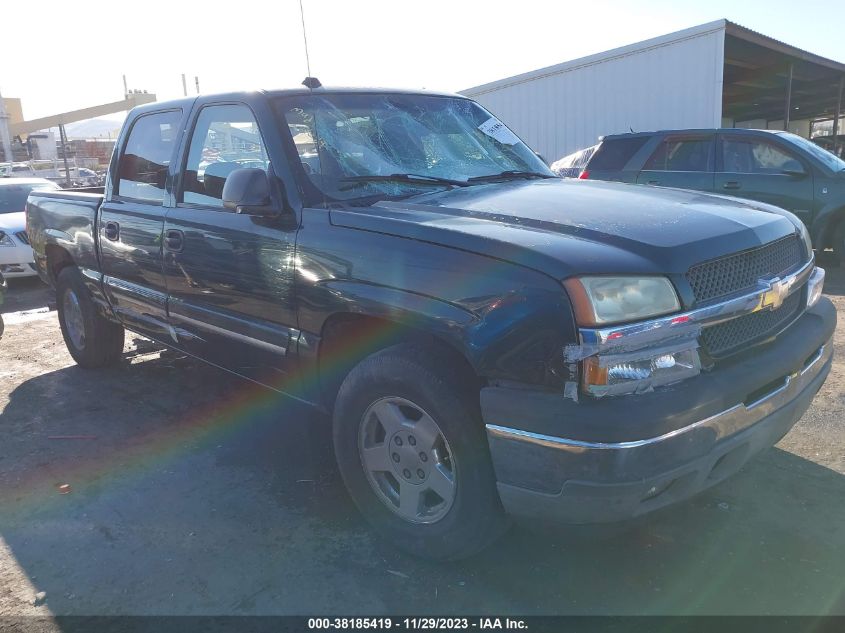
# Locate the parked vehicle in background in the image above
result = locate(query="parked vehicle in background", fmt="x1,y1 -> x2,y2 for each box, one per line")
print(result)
27,87 -> 834,560
0,178 -> 60,277
550,144 -> 597,178
0,271 -> 6,339
566,129 -> 845,261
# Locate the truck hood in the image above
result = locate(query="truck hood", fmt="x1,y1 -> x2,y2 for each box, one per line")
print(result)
0,212 -> 26,232
329,179 -> 801,280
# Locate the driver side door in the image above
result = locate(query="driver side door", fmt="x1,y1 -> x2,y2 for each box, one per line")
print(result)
163,102 -> 300,391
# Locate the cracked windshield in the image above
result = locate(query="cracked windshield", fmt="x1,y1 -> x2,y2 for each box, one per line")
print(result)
279,94 -> 553,203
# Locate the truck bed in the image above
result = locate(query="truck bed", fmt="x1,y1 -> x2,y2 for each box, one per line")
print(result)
26,189 -> 104,283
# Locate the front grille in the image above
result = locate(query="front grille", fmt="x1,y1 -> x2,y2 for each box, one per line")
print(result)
686,235 -> 803,304
14,231 -> 30,245
701,290 -> 803,358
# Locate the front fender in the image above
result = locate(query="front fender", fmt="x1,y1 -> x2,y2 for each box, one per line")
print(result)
295,209 -> 577,392
811,202 -> 845,248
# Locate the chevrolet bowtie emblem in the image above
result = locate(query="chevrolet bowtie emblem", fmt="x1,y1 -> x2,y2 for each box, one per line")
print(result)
759,278 -> 789,311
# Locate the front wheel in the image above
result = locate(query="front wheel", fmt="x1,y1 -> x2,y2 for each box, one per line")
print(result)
332,343 -> 508,560
56,267 -> 125,368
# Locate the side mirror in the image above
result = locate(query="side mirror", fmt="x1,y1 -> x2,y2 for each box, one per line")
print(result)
781,160 -> 806,179
222,168 -> 278,216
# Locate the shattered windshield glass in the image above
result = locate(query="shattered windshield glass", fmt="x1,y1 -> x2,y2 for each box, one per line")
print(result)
277,93 -> 553,204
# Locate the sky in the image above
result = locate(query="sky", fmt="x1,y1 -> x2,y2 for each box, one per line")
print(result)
2,0 -> 844,122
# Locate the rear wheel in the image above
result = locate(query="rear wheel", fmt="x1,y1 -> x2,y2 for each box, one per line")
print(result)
332,343 -> 508,560
56,267 -> 124,368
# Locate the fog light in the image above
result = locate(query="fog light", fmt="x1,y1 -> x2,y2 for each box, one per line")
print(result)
582,346 -> 701,397
807,266 -> 824,308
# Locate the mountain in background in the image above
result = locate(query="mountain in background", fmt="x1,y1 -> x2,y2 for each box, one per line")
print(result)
65,118 -> 125,139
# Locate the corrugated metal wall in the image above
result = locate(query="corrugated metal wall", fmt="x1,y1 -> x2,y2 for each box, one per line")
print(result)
463,25 -> 725,163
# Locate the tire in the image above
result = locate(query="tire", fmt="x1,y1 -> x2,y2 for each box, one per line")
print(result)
332,343 -> 508,560
56,267 -> 125,368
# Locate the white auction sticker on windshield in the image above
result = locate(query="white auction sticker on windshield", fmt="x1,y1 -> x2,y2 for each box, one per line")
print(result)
478,117 -> 520,145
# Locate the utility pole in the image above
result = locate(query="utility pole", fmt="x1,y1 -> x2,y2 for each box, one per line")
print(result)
182,74 -> 188,97
58,123 -> 71,187
833,75 -> 843,157
783,63 -> 793,131
0,88 -> 12,165
122,74 -> 128,98
195,76 -> 200,94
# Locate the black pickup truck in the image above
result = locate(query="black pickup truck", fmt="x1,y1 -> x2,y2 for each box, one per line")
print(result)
27,85 -> 835,560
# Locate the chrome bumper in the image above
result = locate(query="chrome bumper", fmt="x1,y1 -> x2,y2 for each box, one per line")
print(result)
488,342 -> 830,452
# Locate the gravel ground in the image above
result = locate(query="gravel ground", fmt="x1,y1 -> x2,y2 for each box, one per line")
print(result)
0,271 -> 843,617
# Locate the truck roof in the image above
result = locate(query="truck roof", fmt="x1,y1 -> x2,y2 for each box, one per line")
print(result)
602,128 -> 785,141
129,86 -> 467,117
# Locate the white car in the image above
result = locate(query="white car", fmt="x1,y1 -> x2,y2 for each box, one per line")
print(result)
0,178 -> 60,278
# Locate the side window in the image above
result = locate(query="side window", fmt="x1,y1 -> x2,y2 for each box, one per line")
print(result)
588,137 -> 649,171
181,104 -> 269,207
644,137 -> 714,172
116,110 -> 181,203
722,139 -> 800,174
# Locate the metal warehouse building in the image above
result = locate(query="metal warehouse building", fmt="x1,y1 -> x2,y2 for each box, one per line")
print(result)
461,19 -> 845,163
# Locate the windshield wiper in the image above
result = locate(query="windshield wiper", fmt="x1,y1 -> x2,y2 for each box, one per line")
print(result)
339,173 -> 468,190
466,170 -> 556,183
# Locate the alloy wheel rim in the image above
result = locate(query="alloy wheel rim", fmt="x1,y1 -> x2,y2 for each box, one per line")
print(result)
63,289 -> 86,350
358,396 -> 457,524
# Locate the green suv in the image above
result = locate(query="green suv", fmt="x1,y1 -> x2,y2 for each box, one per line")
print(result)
565,129 -> 845,261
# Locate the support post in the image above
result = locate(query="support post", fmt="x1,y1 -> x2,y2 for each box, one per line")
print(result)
833,75 -> 843,156
58,123 -> 71,187
181,74 -> 188,97
783,63 -> 793,131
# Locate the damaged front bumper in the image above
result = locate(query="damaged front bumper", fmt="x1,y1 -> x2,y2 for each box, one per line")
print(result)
482,297 -> 836,524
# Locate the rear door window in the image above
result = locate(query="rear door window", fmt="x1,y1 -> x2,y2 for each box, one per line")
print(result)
588,137 -> 649,171
644,137 -> 715,172
116,110 -> 182,203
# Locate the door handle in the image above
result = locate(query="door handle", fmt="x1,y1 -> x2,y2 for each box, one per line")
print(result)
103,221 -> 120,241
164,229 -> 184,252
723,181 -> 741,190
647,180 -> 660,185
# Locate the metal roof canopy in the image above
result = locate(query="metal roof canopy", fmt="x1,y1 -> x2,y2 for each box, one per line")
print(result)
722,21 -> 845,127
8,93 -> 156,137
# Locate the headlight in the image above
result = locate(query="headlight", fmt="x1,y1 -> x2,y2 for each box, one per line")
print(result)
563,276 -> 680,326
0,232 -> 15,247
582,344 -> 701,397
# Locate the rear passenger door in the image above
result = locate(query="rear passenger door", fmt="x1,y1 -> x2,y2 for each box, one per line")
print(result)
99,109 -> 183,340
715,134 -> 815,223
163,102 -> 300,388
636,134 -> 715,192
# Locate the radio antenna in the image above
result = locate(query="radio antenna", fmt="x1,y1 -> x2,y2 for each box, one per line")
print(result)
299,0 -> 313,80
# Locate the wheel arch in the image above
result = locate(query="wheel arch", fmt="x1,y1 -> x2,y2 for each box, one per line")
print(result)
44,243 -> 76,284
316,311 -> 481,411
812,204 -> 845,250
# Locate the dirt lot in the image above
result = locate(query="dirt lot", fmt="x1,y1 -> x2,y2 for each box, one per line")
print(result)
1,271 -> 844,617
